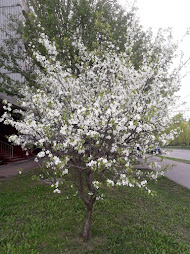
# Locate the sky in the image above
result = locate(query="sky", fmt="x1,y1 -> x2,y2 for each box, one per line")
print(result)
118,0 -> 190,119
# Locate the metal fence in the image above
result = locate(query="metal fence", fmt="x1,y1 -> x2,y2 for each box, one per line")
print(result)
0,140 -> 14,157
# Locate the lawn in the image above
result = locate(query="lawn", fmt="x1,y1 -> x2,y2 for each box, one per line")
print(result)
0,168 -> 190,254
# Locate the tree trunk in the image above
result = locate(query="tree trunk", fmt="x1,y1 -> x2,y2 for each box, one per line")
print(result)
82,205 -> 93,242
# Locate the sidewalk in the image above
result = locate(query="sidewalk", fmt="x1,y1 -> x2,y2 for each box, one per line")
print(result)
0,157 -> 42,179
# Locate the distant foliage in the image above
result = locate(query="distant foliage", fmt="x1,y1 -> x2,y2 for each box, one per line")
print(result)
168,114 -> 190,146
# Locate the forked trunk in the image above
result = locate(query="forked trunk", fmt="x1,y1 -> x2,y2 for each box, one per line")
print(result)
82,205 -> 93,242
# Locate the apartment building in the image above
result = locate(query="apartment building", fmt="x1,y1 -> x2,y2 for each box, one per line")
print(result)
0,0 -> 31,164
0,0 -> 27,81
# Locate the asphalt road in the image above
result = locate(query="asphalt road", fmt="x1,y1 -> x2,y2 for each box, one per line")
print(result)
150,156 -> 190,190
136,150 -> 190,189
164,149 -> 190,160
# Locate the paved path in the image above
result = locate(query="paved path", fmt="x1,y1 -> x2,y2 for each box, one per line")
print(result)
0,157 -> 42,179
164,149 -> 190,160
136,156 -> 190,190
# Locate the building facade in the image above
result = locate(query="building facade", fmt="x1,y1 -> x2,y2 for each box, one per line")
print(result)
0,0 -> 27,82
0,1 -> 31,164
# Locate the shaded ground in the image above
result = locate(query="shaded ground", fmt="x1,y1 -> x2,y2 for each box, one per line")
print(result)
0,157 -> 42,179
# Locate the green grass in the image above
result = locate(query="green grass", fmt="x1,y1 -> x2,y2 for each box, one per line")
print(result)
158,156 -> 190,164
164,146 -> 190,150
0,169 -> 190,254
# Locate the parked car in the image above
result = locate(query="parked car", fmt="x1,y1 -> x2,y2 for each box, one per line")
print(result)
150,146 -> 162,154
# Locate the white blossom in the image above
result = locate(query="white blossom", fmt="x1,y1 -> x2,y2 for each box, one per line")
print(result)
92,181 -> 100,190
53,188 -> 61,194
62,168 -> 68,175
107,179 -> 115,187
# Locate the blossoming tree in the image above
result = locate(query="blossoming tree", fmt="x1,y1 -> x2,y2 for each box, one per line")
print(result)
1,21 -> 180,241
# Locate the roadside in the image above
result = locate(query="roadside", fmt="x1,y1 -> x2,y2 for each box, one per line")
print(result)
158,155 -> 190,164
155,157 -> 190,190
165,146 -> 190,150
136,156 -> 190,190
164,149 -> 190,161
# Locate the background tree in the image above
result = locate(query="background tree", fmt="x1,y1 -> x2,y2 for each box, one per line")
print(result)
168,114 -> 190,146
0,0 -> 177,96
